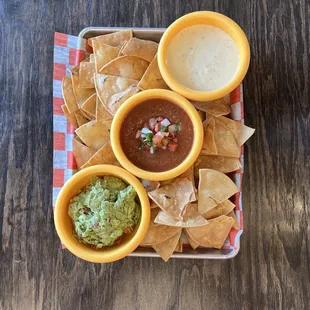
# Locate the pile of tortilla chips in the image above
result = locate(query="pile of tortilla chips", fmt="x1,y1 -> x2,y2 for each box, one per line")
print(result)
61,30 -> 255,262
61,30 -> 169,169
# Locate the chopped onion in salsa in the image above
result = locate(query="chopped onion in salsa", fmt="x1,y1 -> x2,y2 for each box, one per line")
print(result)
136,117 -> 180,153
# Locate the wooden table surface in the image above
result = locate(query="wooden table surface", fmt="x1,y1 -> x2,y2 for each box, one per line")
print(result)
1,0 -> 309,309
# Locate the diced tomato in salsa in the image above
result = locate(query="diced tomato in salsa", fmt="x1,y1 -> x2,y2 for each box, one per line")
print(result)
136,116 -> 180,154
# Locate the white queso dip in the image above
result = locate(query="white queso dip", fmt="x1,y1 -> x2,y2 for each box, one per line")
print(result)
166,25 -> 240,92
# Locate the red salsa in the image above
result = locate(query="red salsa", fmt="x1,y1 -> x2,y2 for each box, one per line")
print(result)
120,99 -> 194,172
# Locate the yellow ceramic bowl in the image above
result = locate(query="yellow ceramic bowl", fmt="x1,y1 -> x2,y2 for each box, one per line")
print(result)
158,11 -> 250,102
111,89 -> 204,181
54,165 -> 150,263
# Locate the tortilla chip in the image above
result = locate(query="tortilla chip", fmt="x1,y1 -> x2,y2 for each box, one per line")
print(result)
75,119 -> 112,151
81,93 -> 97,118
152,229 -> 182,262
68,56 -> 90,75
78,62 -> 96,88
62,76 -> 79,113
197,110 -> 205,122
184,229 -> 199,250
89,30 -> 133,48
92,40 -> 120,72
203,200 -> 235,219
193,97 -> 231,117
80,109 -> 94,120
71,73 -> 96,107
138,54 -> 169,90
72,137 -> 96,169
213,117 -> 239,157
94,73 -> 138,115
160,166 -> 196,201
194,155 -> 242,176
180,166 -> 197,201
74,110 -> 89,127
227,210 -> 240,230
81,141 -> 119,169
154,204 -> 208,227
186,215 -> 234,249
61,104 -> 78,128
201,118 -> 217,155
141,209 -> 181,245
148,178 -> 195,220
150,201 -> 159,209
96,96 -> 113,121
122,37 -> 158,62
141,179 -> 160,192
99,55 -> 149,80
174,237 -> 183,252
198,169 -> 239,214
217,116 -> 255,147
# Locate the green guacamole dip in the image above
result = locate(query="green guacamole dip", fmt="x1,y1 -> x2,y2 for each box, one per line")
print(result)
68,176 -> 141,248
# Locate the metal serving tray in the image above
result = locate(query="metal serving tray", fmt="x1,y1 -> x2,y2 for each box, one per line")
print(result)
78,27 -> 241,260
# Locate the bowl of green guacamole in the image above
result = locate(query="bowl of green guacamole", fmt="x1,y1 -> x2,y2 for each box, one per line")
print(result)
54,165 -> 151,263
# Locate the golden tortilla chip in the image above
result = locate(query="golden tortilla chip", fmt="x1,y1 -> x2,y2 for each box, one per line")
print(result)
227,210 -> 240,230
89,30 -> 133,48
193,97 -> 231,117
94,73 -> 138,115
184,229 -> 199,250
203,200 -> 235,219
68,57 -> 90,75
81,93 -> 97,118
99,55 -> 149,80
72,137 -> 96,170
141,209 -> 181,245
141,179 -> 160,192
62,76 -> 79,113
197,110 -> 205,122
74,110 -> 89,127
75,119 -> 112,151
150,201 -> 159,209
198,169 -> 239,214
80,109 -> 94,120
148,178 -> 195,220
213,117 -> 239,157
92,40 -> 120,72
71,73 -> 96,107
96,96 -> 113,121
122,37 -> 158,62
194,155 -> 242,176
154,204 -> 208,227
180,166 -> 197,201
61,104 -> 78,128
160,166 -> 196,198
201,118 -> 217,155
95,98 -> 113,121
217,116 -> 255,147
81,141 -> 119,169
186,215 -> 234,249
174,237 -> 183,252
138,54 -> 169,90
152,229 -> 182,262
78,62 -> 96,88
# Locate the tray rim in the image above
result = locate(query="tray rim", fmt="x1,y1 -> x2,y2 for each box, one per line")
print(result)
77,26 -> 241,260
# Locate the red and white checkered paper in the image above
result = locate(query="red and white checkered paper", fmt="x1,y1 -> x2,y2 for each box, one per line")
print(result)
53,32 -> 244,251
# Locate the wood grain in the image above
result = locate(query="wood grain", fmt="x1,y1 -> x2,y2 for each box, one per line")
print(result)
0,0 -> 309,309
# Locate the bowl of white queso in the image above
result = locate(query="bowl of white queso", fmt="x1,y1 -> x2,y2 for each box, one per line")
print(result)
158,11 -> 250,102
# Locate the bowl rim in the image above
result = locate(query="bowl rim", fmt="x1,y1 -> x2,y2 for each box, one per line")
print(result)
54,164 -> 150,263
157,11 -> 250,102
110,89 -> 204,181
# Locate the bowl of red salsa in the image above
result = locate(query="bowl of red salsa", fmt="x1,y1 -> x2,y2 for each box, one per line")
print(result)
111,89 -> 204,181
